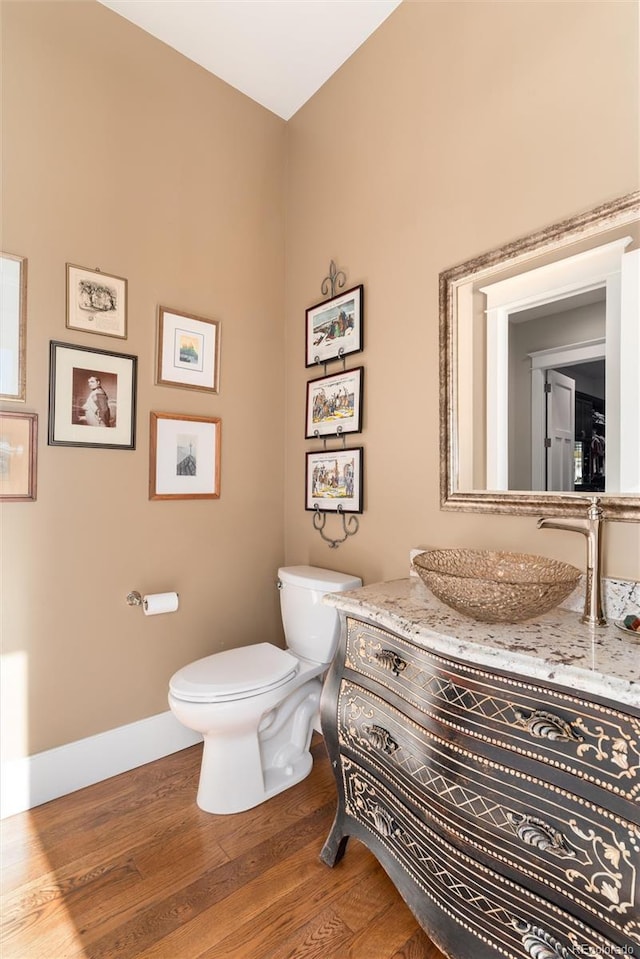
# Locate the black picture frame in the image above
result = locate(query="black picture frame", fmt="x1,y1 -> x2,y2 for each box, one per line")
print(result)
48,341 -> 137,449
305,284 -> 363,367
305,447 -> 364,513
305,366 -> 364,438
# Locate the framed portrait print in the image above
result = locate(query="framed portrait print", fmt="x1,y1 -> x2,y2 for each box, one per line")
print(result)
66,263 -> 128,339
0,252 -> 27,401
305,366 -> 363,438
305,284 -> 363,367
156,306 -> 220,393
150,412 -> 221,500
48,341 -> 137,449
305,447 -> 363,513
0,412 -> 37,501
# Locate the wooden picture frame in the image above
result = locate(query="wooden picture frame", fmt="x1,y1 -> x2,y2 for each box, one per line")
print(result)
0,411 -> 37,501
305,285 -> 363,367
150,412 -> 221,500
305,366 -> 364,438
156,306 -> 220,393
66,263 -> 128,339
48,341 -> 137,449
0,252 -> 27,401
305,447 -> 363,513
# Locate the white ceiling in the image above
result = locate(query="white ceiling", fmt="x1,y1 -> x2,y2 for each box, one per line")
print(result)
97,0 -> 402,120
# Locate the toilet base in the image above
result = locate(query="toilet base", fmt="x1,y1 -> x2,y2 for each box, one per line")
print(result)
194,677 -> 322,815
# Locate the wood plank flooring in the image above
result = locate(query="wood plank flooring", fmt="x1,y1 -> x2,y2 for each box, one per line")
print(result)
1,736 -> 447,959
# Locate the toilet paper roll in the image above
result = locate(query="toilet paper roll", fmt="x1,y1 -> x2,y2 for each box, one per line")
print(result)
143,592 -> 179,616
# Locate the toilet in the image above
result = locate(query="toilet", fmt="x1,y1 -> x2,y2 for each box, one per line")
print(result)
168,565 -> 361,814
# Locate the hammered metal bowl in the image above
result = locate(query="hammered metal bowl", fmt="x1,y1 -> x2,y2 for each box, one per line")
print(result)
412,549 -> 581,623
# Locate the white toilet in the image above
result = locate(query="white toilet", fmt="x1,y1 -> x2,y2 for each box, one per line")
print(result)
168,565 -> 361,814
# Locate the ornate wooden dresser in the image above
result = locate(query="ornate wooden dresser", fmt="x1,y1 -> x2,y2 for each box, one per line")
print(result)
320,577 -> 640,959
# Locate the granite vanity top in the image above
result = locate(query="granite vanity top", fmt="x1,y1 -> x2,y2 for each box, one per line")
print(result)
324,577 -> 640,708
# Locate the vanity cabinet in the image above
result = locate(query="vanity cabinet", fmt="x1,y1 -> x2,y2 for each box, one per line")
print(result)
320,598 -> 640,959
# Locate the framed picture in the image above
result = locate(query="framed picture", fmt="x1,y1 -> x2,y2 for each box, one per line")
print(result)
48,341 -> 137,449
305,284 -> 363,367
305,366 -> 364,438
0,412 -> 37,501
0,252 -> 27,401
150,412 -> 221,500
156,306 -> 220,393
305,447 -> 363,513
66,263 -> 128,339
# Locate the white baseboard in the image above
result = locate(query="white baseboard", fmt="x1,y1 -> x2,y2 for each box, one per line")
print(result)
1,711 -> 202,819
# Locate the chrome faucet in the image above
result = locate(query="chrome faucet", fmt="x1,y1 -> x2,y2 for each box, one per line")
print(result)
537,497 -> 606,628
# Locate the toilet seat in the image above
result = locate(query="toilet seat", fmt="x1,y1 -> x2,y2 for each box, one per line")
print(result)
169,643 -> 299,704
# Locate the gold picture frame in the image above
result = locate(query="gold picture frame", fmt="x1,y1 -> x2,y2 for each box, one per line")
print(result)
66,263 -> 128,339
0,411 -> 37,501
150,411 -> 221,500
156,306 -> 220,393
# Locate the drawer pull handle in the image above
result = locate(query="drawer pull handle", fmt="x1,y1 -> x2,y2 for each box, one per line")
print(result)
513,709 -> 583,743
371,804 -> 397,838
510,920 -> 575,959
374,649 -> 407,676
506,813 -> 576,859
364,725 -> 399,756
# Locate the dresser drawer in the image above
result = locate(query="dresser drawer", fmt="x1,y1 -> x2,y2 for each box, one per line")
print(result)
345,618 -> 640,803
337,679 -> 640,940
339,756 -> 628,958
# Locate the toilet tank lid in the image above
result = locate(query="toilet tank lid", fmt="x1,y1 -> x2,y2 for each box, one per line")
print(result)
278,565 -> 362,591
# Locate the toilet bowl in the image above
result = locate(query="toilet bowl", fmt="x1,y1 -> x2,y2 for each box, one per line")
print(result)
168,566 -> 361,814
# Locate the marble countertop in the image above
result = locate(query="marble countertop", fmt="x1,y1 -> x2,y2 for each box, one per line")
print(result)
324,577 -> 640,708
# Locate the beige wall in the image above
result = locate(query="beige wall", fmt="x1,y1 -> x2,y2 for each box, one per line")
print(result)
1,0 -> 286,754
284,0 -> 640,583
2,0 -> 639,759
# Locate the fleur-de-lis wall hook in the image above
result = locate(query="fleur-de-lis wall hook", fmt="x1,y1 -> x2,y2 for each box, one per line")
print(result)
321,260 -> 346,299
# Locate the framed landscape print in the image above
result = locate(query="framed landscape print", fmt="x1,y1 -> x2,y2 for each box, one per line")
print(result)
0,252 -> 27,401
0,412 -> 37,501
305,447 -> 363,513
305,366 -> 363,438
66,263 -> 128,339
150,412 -> 221,500
156,306 -> 220,393
305,284 -> 363,367
48,341 -> 137,449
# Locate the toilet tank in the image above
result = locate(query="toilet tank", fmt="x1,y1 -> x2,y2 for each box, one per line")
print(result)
278,566 -> 362,665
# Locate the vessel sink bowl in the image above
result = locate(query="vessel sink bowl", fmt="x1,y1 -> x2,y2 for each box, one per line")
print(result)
412,549 -> 581,624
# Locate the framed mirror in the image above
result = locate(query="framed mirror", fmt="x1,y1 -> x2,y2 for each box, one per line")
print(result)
440,192 -> 639,520
0,252 -> 27,402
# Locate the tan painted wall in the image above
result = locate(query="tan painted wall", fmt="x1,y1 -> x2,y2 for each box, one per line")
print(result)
284,0 -> 640,584
2,0 -> 639,759
1,0 -> 286,754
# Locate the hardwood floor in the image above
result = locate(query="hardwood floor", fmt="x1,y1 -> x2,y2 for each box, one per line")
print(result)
1,736 -> 447,959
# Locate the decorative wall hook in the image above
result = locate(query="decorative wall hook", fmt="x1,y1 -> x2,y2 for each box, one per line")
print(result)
313,504 -> 359,549
321,260 -> 346,299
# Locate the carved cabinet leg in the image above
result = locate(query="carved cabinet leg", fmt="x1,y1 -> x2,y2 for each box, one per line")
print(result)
320,811 -> 350,867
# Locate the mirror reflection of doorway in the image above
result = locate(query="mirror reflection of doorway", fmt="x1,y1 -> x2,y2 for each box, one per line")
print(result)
541,361 -> 606,492
544,368 -> 575,492
554,359 -> 606,493
507,288 -> 606,492
482,234 -> 636,496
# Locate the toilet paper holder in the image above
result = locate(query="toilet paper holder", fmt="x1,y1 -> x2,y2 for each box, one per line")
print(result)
126,590 -> 180,614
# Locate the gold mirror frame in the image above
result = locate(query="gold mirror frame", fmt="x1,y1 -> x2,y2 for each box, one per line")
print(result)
0,252 -> 27,402
439,191 -> 640,521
